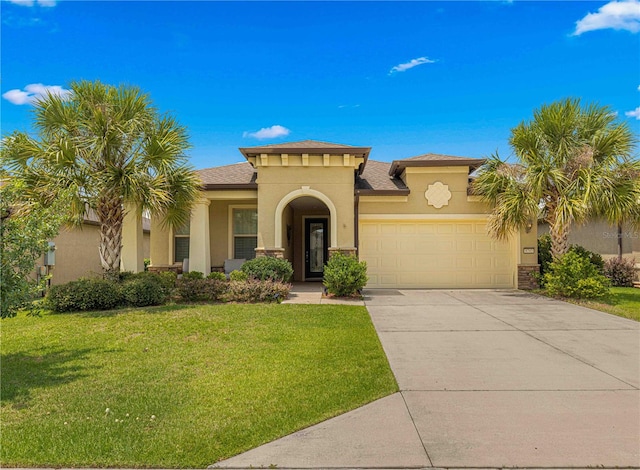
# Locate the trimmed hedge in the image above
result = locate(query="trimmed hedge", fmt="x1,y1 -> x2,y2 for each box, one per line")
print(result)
323,253 -> 367,297
47,278 -> 123,312
544,251 -> 610,299
241,257 -> 293,282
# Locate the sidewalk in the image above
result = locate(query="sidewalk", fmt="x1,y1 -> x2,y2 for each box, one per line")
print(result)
282,282 -> 365,305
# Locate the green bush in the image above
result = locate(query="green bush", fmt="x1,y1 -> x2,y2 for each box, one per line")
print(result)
229,270 -> 248,282
241,256 -> 293,282
538,235 -> 604,286
569,244 -> 604,272
323,253 -> 368,297
604,257 -> 636,287
220,280 -> 290,303
207,271 -> 227,281
121,276 -> 168,307
537,234 -> 553,280
544,251 -> 610,299
183,271 -> 204,280
175,278 -> 226,302
47,278 -> 123,312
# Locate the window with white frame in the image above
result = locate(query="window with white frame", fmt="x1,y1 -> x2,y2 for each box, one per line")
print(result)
232,208 -> 257,259
174,222 -> 190,263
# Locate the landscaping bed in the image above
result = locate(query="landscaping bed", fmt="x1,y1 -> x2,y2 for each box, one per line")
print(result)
1,303 -> 397,467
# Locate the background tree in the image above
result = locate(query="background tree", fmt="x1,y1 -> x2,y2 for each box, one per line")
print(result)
0,179 -> 66,317
2,80 -> 200,277
472,98 -> 639,259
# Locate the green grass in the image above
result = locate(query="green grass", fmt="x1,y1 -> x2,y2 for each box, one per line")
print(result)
570,287 -> 640,321
1,303 -> 398,468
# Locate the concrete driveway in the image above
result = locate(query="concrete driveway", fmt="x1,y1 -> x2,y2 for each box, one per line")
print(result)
214,289 -> 640,469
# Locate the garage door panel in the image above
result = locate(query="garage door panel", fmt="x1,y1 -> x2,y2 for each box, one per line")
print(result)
360,220 -> 515,289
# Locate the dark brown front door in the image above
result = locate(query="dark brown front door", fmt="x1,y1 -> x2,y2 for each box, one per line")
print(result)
305,218 -> 328,279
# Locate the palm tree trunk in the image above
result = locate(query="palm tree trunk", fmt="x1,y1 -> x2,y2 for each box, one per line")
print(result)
617,223 -> 623,260
549,222 -> 570,259
96,197 -> 124,278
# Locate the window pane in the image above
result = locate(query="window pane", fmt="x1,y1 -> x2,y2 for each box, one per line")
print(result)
174,237 -> 189,262
175,222 -> 190,236
233,209 -> 257,235
234,236 -> 257,260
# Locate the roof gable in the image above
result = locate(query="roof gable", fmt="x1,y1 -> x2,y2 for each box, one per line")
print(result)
389,153 -> 485,177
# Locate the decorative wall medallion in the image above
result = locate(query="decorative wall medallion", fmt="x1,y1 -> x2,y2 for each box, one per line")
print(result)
424,182 -> 451,209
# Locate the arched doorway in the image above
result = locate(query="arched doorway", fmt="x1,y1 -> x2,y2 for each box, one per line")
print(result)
275,189 -> 337,281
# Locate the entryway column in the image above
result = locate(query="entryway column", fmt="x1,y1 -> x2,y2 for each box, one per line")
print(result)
121,204 -> 144,273
188,199 -> 211,274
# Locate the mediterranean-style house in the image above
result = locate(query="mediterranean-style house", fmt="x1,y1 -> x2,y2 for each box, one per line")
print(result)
127,140 -> 539,289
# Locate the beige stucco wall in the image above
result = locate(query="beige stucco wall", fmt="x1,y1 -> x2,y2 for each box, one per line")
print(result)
45,224 -> 150,285
256,165 -> 356,249
359,167 -> 490,216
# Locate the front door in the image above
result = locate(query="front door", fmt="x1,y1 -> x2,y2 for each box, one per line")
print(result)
305,218 -> 328,280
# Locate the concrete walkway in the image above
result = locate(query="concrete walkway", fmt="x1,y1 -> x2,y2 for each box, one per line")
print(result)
282,282 -> 365,305
214,289 -> 640,469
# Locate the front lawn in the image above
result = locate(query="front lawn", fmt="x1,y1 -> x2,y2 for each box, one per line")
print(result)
1,304 -> 397,467
570,287 -> 640,322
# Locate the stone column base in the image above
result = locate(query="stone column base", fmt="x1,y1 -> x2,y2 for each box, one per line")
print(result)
328,247 -> 357,258
518,264 -> 540,290
255,248 -> 285,259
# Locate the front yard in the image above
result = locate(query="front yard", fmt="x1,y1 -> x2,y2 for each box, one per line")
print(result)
0,304 -> 397,468
569,287 -> 640,322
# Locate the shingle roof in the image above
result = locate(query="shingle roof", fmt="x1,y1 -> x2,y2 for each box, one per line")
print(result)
355,160 -> 409,195
196,162 -> 257,189
389,153 -> 485,176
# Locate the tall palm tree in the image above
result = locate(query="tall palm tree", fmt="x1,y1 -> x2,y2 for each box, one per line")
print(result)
2,80 -> 201,276
472,98 -> 639,259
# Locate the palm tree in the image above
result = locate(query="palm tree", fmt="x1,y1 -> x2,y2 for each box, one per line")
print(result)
472,98 -> 639,259
2,80 -> 200,276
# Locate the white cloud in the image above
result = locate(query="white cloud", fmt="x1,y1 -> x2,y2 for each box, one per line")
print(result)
637,84 -> 640,90
8,0 -> 57,6
242,125 -> 290,139
625,106 -> 640,119
389,57 -> 436,74
573,0 -> 640,35
2,83 -> 71,105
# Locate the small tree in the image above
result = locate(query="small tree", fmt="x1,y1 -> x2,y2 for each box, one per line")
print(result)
0,180 -> 65,317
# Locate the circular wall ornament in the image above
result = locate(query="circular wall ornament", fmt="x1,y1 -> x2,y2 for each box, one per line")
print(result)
425,181 -> 451,209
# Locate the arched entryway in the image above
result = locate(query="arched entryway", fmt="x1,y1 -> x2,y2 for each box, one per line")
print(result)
274,188 -> 337,281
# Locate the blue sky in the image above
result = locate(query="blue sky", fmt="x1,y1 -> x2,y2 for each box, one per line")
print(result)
2,0 -> 639,169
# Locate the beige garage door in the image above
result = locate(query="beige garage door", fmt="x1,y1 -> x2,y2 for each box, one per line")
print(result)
359,219 -> 516,288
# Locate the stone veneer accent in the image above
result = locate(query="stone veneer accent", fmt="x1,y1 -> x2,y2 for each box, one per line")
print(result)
518,264 -> 540,290
328,247 -> 357,257
255,248 -> 285,259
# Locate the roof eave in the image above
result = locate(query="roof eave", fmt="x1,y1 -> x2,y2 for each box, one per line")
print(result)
202,183 -> 258,191
355,189 -> 411,196
389,159 -> 486,177
239,146 -> 371,159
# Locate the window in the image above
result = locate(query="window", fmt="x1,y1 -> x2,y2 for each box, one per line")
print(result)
233,208 -> 257,259
174,222 -> 190,263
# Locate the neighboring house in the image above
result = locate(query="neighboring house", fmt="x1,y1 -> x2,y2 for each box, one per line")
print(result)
41,212 -> 151,285
141,140 -> 538,289
538,221 -> 640,261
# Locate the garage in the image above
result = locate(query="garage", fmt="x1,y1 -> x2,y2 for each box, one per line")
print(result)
359,219 -> 516,289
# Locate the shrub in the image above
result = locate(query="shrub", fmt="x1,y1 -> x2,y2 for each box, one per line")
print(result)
604,257 -> 637,287
47,278 -> 123,312
544,251 -> 610,299
182,271 -> 204,280
323,253 -> 368,297
569,244 -> 604,272
121,276 -> 167,307
537,234 -> 553,279
537,235 -> 604,286
207,271 -> 227,281
175,278 -> 226,302
220,279 -> 290,303
229,270 -> 248,282
241,257 -> 293,282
